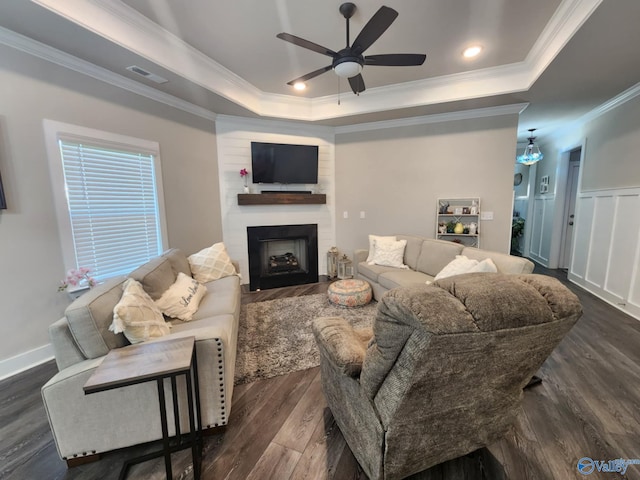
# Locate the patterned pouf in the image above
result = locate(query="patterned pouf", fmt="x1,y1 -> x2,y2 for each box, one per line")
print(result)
328,279 -> 373,308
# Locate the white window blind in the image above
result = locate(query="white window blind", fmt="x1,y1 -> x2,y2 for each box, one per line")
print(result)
58,140 -> 163,282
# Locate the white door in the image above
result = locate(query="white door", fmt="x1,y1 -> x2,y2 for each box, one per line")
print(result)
560,157 -> 580,269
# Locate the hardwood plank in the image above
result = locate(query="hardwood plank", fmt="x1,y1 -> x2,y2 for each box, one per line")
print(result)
289,407 -> 348,480
272,368 -> 327,453
244,442 -> 301,480
332,444 -> 368,480
202,369 -> 314,480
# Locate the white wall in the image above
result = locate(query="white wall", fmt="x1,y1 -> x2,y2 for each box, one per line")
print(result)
0,44 -> 222,377
530,86 -> 640,320
215,116 -> 336,281
335,114 -> 520,256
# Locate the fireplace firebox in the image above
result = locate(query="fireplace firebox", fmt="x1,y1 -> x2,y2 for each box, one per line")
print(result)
247,224 -> 318,291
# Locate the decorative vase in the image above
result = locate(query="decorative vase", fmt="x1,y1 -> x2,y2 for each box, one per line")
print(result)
243,185 -> 250,194
454,222 -> 464,234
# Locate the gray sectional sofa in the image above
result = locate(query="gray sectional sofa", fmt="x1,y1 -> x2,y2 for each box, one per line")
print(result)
356,235 -> 534,300
42,248 -> 241,465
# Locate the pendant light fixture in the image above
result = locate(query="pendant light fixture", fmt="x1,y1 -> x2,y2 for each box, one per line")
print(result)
516,128 -> 544,165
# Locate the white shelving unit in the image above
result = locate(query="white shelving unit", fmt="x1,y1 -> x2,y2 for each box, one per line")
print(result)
436,197 -> 481,248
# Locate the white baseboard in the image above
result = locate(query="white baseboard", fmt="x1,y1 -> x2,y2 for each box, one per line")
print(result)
568,273 -> 640,323
0,344 -> 54,382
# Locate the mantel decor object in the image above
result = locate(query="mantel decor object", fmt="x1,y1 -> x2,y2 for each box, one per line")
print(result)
337,254 -> 354,279
240,168 -> 250,193
327,247 -> 339,279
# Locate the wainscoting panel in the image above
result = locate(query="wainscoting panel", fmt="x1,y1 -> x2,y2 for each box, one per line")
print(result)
528,196 -> 555,266
570,196 -> 594,279
568,188 -> 640,321
585,195 -> 615,288
604,195 -> 640,300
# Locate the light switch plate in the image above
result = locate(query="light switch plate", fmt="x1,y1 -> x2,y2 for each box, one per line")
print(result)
481,211 -> 494,220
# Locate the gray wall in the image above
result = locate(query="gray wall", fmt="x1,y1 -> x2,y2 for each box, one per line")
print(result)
0,44 -> 222,365
529,91 -> 640,267
335,115 -> 519,257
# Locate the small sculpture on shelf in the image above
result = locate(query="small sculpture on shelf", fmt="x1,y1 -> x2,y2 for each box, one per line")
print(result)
446,221 -> 456,233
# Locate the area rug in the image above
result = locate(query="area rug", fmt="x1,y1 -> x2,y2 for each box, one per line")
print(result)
234,293 -> 377,385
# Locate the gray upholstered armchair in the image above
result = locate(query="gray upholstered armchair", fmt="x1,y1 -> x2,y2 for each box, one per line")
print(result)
312,273 -> 582,480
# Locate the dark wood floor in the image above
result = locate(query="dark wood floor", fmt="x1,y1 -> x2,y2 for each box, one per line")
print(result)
2,267 -> 640,480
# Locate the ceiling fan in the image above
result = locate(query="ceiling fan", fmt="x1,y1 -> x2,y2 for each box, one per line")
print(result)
277,2 -> 426,95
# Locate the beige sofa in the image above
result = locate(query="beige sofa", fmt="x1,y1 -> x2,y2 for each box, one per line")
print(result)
356,235 -> 534,300
42,248 -> 241,465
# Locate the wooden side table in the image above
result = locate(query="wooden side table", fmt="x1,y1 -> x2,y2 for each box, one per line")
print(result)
84,336 -> 202,480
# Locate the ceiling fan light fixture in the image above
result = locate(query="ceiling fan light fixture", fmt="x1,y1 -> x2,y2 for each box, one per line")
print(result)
293,82 -> 306,91
516,128 -> 544,165
333,60 -> 363,78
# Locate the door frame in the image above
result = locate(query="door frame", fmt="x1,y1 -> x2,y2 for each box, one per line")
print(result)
558,154 -> 581,268
547,138 -> 587,269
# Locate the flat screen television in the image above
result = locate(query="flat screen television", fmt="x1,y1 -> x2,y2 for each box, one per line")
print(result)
251,142 -> 318,184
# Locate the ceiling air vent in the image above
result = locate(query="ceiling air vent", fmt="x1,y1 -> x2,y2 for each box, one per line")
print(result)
126,65 -> 168,84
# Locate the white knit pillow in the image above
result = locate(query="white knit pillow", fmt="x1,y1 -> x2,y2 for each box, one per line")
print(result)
433,256 -> 499,282
434,255 -> 479,281
110,278 -> 171,344
471,258 -> 498,273
365,235 -> 396,263
188,242 -> 236,283
155,272 -> 206,321
368,238 -> 408,269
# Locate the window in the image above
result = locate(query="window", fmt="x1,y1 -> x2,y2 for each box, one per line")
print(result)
45,121 -> 167,283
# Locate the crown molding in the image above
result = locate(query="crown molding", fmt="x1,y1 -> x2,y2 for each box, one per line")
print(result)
550,81 -> 640,140
525,0 -> 603,88
29,0 -> 599,122
334,103 -> 529,134
0,26 -> 217,122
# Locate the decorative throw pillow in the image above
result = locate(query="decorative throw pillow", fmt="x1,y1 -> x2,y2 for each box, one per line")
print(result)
109,278 -> 171,344
471,258 -> 498,273
434,255 -> 479,281
365,235 -> 396,263
368,238 -> 409,269
188,242 -> 236,283
155,272 -> 206,321
433,256 -> 499,281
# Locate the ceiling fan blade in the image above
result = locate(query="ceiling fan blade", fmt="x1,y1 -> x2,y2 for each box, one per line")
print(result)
286,65 -> 333,85
365,53 -> 426,66
348,74 -> 366,95
352,6 -> 398,55
276,33 -> 337,58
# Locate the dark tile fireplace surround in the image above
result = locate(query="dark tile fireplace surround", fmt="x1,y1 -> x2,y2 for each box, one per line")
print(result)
247,224 -> 319,291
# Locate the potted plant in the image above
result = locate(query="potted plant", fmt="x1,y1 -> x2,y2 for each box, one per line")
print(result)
511,217 -> 525,254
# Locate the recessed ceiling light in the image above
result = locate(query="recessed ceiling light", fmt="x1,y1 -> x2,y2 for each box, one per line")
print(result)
293,82 -> 306,91
462,46 -> 483,59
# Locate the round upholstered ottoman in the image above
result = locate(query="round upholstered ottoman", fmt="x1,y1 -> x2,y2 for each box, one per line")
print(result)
328,279 -> 373,308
